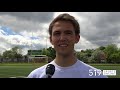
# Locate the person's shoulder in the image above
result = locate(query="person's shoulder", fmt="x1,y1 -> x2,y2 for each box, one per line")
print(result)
27,64 -> 48,78
77,60 -> 97,70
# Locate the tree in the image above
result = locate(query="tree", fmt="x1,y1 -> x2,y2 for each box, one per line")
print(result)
76,51 -> 88,63
41,48 -> 48,55
99,46 -> 105,51
110,52 -> 120,63
91,50 -> 106,63
2,46 -> 23,62
3,50 -> 13,59
85,49 -> 94,57
0,53 -> 3,63
11,46 -> 23,62
0,54 -> 2,58
47,47 -> 56,59
41,47 -> 56,60
104,44 -> 118,63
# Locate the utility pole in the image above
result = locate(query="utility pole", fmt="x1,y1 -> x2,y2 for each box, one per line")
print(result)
29,31 -> 33,63
46,32 -> 48,62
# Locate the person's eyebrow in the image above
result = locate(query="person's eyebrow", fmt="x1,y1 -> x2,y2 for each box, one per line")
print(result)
64,30 -> 73,33
53,31 -> 60,33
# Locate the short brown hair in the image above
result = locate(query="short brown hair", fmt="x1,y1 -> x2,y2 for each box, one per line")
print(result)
48,13 -> 80,36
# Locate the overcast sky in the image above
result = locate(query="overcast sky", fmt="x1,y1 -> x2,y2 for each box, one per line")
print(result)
0,12 -> 120,55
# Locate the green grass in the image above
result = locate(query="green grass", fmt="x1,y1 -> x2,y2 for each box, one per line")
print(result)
90,64 -> 120,78
0,63 -> 46,78
0,63 -> 120,78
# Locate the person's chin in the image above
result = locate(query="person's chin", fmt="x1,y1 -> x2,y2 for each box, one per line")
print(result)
58,51 -> 69,55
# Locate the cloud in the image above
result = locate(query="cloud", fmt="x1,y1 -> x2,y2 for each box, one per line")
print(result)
0,12 -> 54,55
0,12 -> 54,33
75,36 -> 98,51
76,12 -> 120,47
0,12 -> 54,22
0,26 -> 51,55
0,12 -> 120,55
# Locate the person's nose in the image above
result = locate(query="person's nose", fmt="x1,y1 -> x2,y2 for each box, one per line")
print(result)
59,33 -> 67,41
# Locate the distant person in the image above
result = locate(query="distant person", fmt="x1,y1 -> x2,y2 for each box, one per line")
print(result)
28,13 -> 108,78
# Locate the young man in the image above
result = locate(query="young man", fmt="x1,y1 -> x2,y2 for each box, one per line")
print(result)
28,13 -> 107,78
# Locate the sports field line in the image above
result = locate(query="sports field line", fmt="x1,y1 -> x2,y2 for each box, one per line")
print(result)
9,76 -> 27,78
0,73 -> 27,78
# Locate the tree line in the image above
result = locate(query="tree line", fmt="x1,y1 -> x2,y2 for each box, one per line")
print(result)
0,44 -> 120,63
76,44 -> 120,63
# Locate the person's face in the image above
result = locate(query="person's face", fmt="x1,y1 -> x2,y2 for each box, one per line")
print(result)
50,21 -> 80,56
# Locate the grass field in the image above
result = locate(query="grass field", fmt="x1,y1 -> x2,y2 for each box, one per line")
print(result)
0,63 -> 120,78
0,63 -> 46,78
90,64 -> 120,78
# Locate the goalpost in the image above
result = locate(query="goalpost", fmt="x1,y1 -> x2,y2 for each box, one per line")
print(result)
28,55 -> 48,63
28,31 -> 49,68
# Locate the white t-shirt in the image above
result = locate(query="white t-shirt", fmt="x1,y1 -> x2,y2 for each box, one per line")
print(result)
27,59 -> 108,78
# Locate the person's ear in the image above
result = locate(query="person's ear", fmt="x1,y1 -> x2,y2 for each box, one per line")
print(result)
75,35 -> 80,43
50,36 -> 53,45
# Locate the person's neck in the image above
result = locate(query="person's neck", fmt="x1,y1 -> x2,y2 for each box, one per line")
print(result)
54,52 -> 77,67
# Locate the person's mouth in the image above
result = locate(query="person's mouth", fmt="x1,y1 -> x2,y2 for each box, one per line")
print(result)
58,44 -> 68,47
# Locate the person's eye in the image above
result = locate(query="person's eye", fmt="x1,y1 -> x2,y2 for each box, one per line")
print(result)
66,32 -> 72,35
53,32 -> 60,36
